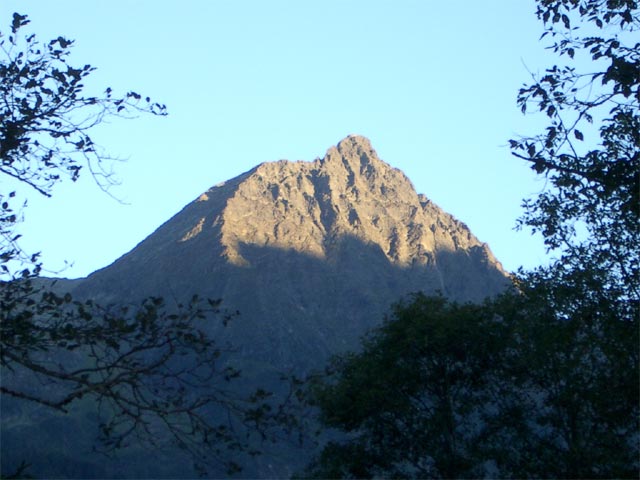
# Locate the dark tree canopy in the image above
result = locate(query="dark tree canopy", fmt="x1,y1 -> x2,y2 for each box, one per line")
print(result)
302,291 -> 638,479
302,294 -> 511,479
498,281 -> 639,478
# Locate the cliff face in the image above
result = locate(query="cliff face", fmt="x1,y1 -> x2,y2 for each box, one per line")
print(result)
221,135 -> 502,274
73,135 -> 507,369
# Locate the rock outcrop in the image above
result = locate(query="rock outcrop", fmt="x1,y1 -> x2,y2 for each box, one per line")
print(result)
73,135 -> 507,369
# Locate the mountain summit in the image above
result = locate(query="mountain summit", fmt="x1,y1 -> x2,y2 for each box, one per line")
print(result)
74,135 -> 507,366
220,134 -> 503,272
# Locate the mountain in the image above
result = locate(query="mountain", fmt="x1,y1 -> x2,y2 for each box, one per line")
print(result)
4,135 -> 510,478
72,135 -> 507,369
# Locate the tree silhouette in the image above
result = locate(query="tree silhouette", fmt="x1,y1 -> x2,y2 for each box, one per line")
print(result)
510,0 -> 639,303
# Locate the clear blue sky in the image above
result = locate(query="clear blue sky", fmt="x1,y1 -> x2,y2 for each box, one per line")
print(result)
3,1 -> 557,278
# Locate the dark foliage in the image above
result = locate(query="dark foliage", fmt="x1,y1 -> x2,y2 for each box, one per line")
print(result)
302,290 -> 638,479
499,275 -> 639,478
302,294 -> 510,479
510,0 -> 639,302
0,13 -> 166,198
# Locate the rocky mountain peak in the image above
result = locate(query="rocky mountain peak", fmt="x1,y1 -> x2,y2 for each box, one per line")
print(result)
338,133 -> 374,151
325,134 -> 377,167
211,135 -> 504,278
77,134 -> 506,312
320,134 -> 399,185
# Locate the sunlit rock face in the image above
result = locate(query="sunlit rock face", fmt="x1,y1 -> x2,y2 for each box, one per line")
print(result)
220,135 -> 499,269
74,135 -> 508,368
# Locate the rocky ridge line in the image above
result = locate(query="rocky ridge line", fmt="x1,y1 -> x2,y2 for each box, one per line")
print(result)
184,135 -> 505,278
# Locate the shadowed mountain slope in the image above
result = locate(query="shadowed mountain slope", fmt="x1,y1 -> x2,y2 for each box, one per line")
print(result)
72,135 -> 508,368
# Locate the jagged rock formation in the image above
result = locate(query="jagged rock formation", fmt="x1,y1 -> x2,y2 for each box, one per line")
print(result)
72,135 -> 507,370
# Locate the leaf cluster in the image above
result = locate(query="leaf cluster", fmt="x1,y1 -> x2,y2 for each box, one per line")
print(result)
0,13 -> 166,198
510,0 -> 639,301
